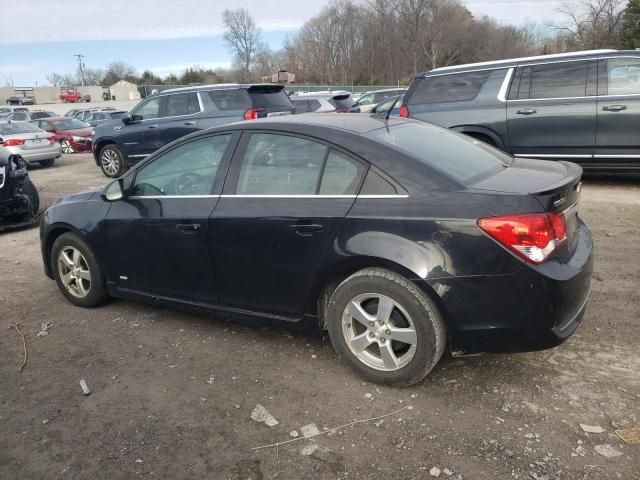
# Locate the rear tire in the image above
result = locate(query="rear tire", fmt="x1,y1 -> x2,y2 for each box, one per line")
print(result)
325,268 -> 446,386
20,179 -> 40,214
99,144 -> 126,178
39,158 -> 55,168
51,233 -> 108,308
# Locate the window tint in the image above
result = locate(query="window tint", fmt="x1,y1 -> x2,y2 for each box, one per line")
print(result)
292,99 -> 310,113
208,89 -> 250,110
529,61 -> 589,99
607,57 -> 640,95
308,99 -> 322,112
133,97 -> 162,120
408,71 -> 490,104
236,134 -> 327,195
319,151 -> 365,195
365,123 -> 508,184
132,135 -> 231,197
249,89 -> 291,108
166,92 -> 200,117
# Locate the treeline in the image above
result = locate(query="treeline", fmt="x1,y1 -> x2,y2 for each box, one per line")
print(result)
46,0 -> 640,88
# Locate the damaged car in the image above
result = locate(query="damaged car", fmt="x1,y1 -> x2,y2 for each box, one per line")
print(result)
0,149 -> 40,232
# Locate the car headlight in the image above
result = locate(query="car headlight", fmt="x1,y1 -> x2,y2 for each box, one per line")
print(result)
71,136 -> 87,142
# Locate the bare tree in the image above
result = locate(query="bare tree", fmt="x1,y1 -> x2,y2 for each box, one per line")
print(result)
555,0 -> 627,49
223,8 -> 262,81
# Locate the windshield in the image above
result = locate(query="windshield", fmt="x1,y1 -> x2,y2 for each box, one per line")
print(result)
365,122 -> 510,184
0,122 -> 43,135
53,119 -> 89,130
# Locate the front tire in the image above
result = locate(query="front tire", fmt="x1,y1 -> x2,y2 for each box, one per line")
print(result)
60,139 -> 74,154
99,144 -> 126,178
20,179 -> 40,214
325,268 -> 446,386
51,233 -> 108,307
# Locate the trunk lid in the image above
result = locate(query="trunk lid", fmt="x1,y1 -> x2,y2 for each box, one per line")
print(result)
472,157 -> 583,252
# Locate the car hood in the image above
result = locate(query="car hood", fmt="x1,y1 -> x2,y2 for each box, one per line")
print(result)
61,127 -> 93,137
94,120 -> 123,133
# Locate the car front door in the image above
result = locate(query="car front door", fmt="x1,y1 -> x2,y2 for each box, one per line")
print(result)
104,133 -> 238,303
119,96 -> 165,161
506,60 -> 597,161
211,132 -> 367,316
594,56 -> 640,169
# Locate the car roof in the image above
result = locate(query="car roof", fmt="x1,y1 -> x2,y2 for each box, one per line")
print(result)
424,49 -> 635,75
159,83 -> 284,94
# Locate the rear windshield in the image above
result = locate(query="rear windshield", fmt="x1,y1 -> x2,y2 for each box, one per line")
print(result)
53,119 -> 89,130
0,122 -> 42,135
365,122 -> 510,184
329,95 -> 356,109
248,89 -> 292,108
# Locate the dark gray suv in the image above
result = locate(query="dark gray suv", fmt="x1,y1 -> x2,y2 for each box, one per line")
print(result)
92,84 -> 294,177
401,49 -> 640,173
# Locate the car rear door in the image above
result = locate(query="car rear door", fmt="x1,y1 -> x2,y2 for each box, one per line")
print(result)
152,92 -> 202,147
210,131 -> 366,316
594,55 -> 640,169
506,59 -> 597,161
104,133 -> 238,303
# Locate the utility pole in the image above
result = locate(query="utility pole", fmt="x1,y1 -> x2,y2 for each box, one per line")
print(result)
74,54 -> 85,86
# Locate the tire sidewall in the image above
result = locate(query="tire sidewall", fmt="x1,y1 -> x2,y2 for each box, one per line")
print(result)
51,233 -> 107,308
99,145 -> 125,178
326,269 -> 445,386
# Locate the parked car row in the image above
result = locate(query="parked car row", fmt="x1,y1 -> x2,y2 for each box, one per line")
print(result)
0,121 -> 61,167
6,95 -> 35,105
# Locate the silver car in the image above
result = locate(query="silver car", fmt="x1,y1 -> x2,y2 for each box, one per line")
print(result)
291,92 -> 356,113
0,121 -> 61,167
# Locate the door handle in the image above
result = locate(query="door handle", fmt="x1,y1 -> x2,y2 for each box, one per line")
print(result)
516,109 -> 537,115
289,222 -> 324,236
176,223 -> 201,234
184,121 -> 196,126
602,105 -> 627,112
148,124 -> 159,129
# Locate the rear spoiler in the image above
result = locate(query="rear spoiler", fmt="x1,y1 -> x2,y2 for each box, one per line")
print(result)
247,85 -> 285,94
332,94 -> 351,100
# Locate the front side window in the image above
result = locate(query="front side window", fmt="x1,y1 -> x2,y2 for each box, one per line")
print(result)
236,134 -> 327,195
132,135 -> 231,197
132,97 -> 162,120
165,92 -> 200,117
528,61 -> 589,99
408,70 -> 491,105
607,57 -> 640,95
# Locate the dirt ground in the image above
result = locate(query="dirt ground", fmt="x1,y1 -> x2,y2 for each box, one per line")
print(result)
1,154 -> 638,480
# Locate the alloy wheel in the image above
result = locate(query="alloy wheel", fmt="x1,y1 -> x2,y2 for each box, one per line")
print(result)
57,247 -> 91,298
101,149 -> 120,176
61,140 -> 74,154
341,293 -> 418,371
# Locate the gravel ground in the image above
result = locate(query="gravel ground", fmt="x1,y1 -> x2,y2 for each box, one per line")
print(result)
1,154 -> 639,480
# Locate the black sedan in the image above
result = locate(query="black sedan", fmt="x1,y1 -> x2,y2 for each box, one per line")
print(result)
39,115 -> 593,386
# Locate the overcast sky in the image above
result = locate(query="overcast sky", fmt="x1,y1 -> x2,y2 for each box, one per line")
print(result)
0,0 -> 567,85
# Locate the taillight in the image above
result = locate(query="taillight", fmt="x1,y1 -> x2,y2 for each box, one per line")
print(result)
399,105 -> 409,118
477,212 -> 567,264
243,107 -> 265,120
2,139 -> 26,146
334,106 -> 349,113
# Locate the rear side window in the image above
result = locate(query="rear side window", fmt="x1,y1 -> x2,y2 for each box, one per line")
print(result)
606,57 -> 640,95
408,71 -> 490,104
10,112 -> 28,121
208,89 -> 251,110
308,99 -> 321,112
30,112 -> 47,119
248,89 -> 292,108
365,123 -> 508,184
319,151 -> 365,195
166,92 -> 200,117
292,99 -> 310,113
524,61 -> 590,99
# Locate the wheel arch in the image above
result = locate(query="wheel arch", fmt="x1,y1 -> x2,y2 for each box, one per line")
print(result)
450,125 -> 505,150
93,138 -> 118,166
43,223 -> 85,278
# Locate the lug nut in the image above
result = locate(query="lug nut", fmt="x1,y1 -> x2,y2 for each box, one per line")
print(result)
380,337 -> 386,343
369,321 -> 374,327
385,329 -> 391,335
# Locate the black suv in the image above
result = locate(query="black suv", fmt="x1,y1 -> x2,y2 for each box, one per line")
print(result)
401,49 -> 640,173
92,84 -> 294,177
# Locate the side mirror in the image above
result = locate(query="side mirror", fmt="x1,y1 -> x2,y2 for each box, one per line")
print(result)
102,179 -> 124,201
122,114 -> 142,125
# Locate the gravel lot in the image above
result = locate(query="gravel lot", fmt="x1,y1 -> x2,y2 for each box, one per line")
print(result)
1,154 -> 638,480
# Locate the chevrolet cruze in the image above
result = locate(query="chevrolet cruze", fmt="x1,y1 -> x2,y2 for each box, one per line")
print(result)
40,115 -> 593,386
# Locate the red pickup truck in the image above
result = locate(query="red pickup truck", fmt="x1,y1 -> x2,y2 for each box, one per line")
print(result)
59,90 -> 83,103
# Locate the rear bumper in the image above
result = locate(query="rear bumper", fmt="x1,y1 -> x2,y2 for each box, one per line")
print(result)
429,221 -> 594,355
4,144 -> 62,163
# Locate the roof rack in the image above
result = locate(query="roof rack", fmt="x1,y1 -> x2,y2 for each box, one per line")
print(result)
430,49 -> 617,73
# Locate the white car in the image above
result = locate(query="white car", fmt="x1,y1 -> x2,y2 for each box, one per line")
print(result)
291,92 -> 356,113
353,88 -> 406,113
0,121 -> 61,167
